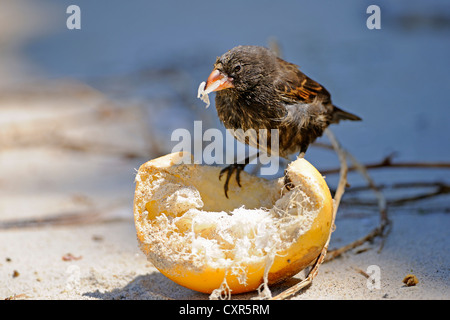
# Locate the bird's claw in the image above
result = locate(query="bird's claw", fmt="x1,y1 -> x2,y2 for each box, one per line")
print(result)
219,163 -> 246,198
284,169 -> 295,191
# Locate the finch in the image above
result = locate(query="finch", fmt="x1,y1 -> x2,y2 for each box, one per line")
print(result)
203,45 -> 361,197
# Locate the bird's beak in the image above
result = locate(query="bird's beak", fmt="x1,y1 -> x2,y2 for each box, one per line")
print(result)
205,69 -> 234,92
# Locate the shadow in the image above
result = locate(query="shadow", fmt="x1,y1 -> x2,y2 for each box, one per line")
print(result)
84,272 -> 208,300
83,271 -> 304,300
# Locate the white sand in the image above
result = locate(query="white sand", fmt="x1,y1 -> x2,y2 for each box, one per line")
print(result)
1,209 -> 448,300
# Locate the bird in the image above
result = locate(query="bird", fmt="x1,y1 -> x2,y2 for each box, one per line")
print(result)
203,45 -> 361,198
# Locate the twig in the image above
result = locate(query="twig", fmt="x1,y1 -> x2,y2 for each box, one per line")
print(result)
273,127 -> 395,299
0,205 -> 127,230
325,147 -> 390,259
342,189 -> 449,207
345,150 -> 388,223
270,243 -> 328,299
325,224 -> 388,262
320,153 -> 450,175
268,37 -> 282,58
343,181 -> 449,193
4,293 -> 30,300
354,267 -> 370,279
272,128 -> 348,300
337,181 -> 449,209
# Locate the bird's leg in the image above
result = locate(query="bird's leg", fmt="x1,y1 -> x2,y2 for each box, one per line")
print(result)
219,163 -> 246,198
219,152 -> 259,198
297,151 -> 306,159
284,169 -> 294,191
284,151 -> 306,191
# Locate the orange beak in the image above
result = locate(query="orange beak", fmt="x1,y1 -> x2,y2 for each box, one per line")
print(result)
205,69 -> 234,92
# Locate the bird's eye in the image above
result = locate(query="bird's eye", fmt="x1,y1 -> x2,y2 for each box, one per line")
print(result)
234,64 -> 242,73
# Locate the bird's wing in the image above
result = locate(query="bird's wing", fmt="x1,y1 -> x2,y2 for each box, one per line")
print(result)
274,58 -> 332,105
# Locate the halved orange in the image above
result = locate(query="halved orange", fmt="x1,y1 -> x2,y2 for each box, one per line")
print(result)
133,152 -> 333,296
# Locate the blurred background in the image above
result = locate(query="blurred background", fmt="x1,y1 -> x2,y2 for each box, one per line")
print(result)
0,0 -> 449,299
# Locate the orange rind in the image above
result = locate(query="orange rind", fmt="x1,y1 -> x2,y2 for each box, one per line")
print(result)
133,152 -> 333,297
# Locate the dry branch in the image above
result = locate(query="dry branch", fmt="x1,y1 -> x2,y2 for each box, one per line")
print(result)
272,128 -> 349,300
273,128 -> 394,299
319,152 -> 450,175
0,205 -> 127,230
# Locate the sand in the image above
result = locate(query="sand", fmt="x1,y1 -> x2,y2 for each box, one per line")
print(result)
1,201 -> 448,300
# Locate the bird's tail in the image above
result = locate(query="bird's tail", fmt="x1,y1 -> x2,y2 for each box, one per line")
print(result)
332,105 -> 362,123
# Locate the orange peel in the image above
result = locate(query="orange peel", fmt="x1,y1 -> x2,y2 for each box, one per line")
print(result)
133,152 -> 333,297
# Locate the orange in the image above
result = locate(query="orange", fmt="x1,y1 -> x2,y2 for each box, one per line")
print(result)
134,152 -> 333,296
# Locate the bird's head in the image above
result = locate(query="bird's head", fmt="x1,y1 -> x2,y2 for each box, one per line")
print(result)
205,45 -> 278,93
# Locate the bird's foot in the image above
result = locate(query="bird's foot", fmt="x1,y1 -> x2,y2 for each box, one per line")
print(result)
284,169 -> 295,191
219,163 -> 247,198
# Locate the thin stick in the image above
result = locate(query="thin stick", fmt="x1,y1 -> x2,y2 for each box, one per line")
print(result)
325,148 -> 390,260
320,155 -> 450,175
345,150 -> 388,223
0,203 -> 127,230
271,129 -> 348,300
336,181 -> 449,209
343,181 -> 449,193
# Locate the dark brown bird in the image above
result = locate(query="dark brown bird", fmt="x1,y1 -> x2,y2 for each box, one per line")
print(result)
203,45 -> 361,197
